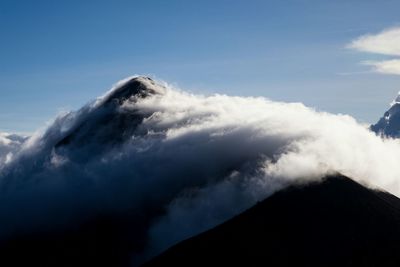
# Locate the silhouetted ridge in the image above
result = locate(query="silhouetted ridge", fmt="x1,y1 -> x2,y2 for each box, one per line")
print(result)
144,175 -> 400,267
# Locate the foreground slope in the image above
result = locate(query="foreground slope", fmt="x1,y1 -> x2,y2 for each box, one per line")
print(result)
144,175 -> 400,267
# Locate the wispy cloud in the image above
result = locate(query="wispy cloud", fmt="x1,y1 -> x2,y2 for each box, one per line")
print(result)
348,27 -> 400,75
363,59 -> 400,75
348,27 -> 400,56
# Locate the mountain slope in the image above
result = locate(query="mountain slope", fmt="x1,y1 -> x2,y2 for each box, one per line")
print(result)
144,175 -> 400,267
53,76 -> 163,162
371,92 -> 400,137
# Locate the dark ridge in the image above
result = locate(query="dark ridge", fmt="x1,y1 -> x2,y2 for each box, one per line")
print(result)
143,175 -> 400,267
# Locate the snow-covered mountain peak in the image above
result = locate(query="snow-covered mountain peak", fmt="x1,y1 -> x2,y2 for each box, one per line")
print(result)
371,92 -> 400,137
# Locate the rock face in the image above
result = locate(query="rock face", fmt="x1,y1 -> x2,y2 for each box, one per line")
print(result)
371,92 -> 400,137
144,175 -> 400,267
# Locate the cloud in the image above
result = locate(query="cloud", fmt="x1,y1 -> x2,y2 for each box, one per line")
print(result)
2,77 -> 400,264
348,27 -> 400,75
362,59 -> 400,75
0,132 -> 25,167
348,27 -> 400,56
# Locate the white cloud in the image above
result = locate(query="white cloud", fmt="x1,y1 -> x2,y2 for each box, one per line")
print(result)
363,59 -> 400,75
349,27 -> 400,56
4,77 -> 400,263
0,132 -> 25,168
348,27 -> 400,75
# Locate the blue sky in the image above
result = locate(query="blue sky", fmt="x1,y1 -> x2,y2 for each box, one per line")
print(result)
1,0 -> 400,133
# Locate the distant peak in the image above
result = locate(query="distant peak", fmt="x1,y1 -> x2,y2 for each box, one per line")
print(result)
95,76 -> 165,107
390,91 -> 400,106
371,90 -> 400,137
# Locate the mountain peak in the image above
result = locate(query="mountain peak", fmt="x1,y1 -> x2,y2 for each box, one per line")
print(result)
390,91 -> 400,107
371,91 -> 400,137
96,76 -> 164,107
53,76 -> 166,160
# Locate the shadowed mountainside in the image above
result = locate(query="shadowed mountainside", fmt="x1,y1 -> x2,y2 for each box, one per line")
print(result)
144,175 -> 400,267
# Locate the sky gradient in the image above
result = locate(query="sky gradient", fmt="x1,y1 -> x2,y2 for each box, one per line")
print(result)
1,0 -> 400,133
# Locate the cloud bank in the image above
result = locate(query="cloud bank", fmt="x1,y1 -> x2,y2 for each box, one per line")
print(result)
349,27 -> 400,75
1,76 -> 400,264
